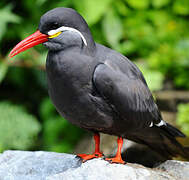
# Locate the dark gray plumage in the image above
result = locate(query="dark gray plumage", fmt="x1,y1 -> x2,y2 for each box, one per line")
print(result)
39,7 -> 188,160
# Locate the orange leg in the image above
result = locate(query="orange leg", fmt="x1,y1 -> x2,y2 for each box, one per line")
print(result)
105,137 -> 125,164
77,133 -> 104,162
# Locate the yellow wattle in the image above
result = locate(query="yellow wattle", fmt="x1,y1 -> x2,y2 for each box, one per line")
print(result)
49,31 -> 62,39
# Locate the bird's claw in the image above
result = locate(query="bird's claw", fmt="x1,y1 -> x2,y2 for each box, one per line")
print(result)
77,152 -> 104,162
105,157 -> 126,164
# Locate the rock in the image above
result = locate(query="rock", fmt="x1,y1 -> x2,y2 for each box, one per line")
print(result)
157,160 -> 189,180
0,150 -> 81,180
0,150 -> 188,180
48,159 -> 173,180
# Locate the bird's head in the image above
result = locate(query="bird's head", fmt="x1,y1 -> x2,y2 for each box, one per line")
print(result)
9,7 -> 94,58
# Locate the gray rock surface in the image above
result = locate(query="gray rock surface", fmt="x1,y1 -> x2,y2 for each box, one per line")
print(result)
0,150 -> 188,180
157,160 -> 189,180
0,151 -> 81,180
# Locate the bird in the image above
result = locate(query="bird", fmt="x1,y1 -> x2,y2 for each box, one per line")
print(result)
9,7 -> 189,164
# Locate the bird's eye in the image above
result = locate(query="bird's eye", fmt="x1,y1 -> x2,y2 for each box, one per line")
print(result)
50,22 -> 59,30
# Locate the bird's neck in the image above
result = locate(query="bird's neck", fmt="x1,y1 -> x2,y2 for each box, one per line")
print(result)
82,32 -> 96,56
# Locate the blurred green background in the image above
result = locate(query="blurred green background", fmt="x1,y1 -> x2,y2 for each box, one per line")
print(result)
0,0 -> 189,153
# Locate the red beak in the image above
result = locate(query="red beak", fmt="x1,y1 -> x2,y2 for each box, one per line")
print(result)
9,30 -> 49,58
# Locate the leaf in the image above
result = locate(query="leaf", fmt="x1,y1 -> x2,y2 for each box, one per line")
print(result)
125,0 -> 149,9
176,103 -> 189,136
102,8 -> 123,50
175,39 -> 189,67
173,0 -> 189,15
143,70 -> 164,91
39,98 -> 56,120
0,101 -> 41,151
136,62 -> 164,91
0,5 -> 21,41
42,112 -> 85,153
148,10 -> 171,27
0,60 -> 8,83
36,0 -> 47,6
73,0 -> 113,25
120,41 -> 137,55
152,0 -> 170,8
114,0 -> 130,16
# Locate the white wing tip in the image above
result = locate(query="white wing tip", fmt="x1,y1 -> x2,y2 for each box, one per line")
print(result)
155,120 -> 166,127
149,121 -> 153,127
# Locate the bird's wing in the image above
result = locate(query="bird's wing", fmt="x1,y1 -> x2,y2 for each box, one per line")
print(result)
93,58 -> 188,160
93,60 -> 164,129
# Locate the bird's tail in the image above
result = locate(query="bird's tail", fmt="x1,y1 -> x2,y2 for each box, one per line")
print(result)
161,123 -> 185,137
129,123 -> 189,160
159,123 -> 189,159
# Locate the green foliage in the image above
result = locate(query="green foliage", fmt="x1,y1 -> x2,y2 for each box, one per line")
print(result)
176,103 -> 189,136
74,0 -> 113,25
0,101 -> 41,151
40,98 -> 85,153
0,5 -> 21,41
136,62 -> 164,91
125,0 -> 150,9
173,0 -> 189,15
148,39 -> 189,89
152,0 -> 170,8
0,61 -> 8,84
102,8 -> 123,50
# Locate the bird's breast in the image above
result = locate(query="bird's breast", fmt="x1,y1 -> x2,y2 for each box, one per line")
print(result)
46,50 -> 93,110
45,50 -> 113,130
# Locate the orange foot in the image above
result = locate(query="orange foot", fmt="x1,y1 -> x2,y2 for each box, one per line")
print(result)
77,152 -> 104,162
105,157 -> 126,164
